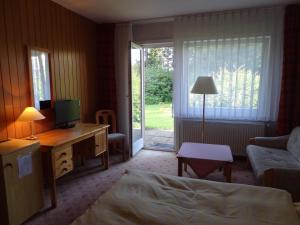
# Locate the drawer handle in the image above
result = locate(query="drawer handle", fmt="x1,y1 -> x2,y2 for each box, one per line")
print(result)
4,163 -> 13,169
58,152 -> 67,158
95,144 -> 100,147
60,160 -> 68,166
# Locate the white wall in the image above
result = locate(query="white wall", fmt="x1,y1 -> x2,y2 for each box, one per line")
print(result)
133,21 -> 174,44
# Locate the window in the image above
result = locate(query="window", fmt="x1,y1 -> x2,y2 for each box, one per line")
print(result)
173,7 -> 284,122
185,36 -> 270,121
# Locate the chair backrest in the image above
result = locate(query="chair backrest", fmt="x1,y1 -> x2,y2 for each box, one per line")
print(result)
95,110 -> 116,133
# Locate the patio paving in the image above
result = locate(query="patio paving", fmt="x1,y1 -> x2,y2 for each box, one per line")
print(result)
144,129 -> 175,151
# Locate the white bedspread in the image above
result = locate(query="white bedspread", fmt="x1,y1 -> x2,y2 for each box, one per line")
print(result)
72,170 -> 300,225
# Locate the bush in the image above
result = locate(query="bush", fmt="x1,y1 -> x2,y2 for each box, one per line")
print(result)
145,65 -> 172,105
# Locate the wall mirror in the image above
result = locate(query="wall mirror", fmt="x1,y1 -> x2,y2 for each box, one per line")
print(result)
28,47 -> 52,110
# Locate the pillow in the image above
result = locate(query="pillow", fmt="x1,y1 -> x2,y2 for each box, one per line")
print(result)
287,127 -> 300,162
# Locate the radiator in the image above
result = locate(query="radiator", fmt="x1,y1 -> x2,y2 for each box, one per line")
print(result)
175,119 -> 266,156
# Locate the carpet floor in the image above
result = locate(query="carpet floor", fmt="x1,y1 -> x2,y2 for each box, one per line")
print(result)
24,149 -> 255,225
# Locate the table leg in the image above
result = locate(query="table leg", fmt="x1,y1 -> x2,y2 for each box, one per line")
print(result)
49,175 -> 57,208
224,163 -> 232,183
184,162 -> 187,172
178,158 -> 183,176
47,151 -> 57,208
104,150 -> 109,169
122,138 -> 126,161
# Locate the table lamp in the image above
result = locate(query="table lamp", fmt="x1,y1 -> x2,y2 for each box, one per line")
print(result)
191,76 -> 218,143
17,107 -> 45,140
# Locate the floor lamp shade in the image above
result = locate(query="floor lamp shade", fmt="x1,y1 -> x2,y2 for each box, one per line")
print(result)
191,76 -> 218,94
191,76 -> 218,142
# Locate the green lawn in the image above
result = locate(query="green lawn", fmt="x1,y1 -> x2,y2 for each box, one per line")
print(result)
145,103 -> 174,130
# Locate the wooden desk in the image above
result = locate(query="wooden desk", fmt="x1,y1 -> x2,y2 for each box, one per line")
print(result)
37,123 -> 109,208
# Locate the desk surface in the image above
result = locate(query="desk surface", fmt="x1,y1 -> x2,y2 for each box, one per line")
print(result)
37,123 -> 109,147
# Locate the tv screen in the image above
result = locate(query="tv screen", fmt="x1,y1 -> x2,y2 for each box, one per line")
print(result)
55,100 -> 80,127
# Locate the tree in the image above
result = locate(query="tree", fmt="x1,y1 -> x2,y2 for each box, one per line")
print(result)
144,47 -> 173,105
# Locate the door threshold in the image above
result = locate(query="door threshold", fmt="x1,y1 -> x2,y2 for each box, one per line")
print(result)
143,147 -> 175,152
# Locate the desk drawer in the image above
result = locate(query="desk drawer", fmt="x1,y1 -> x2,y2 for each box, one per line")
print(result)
95,130 -> 107,156
53,146 -> 73,178
55,161 -> 73,178
55,155 -> 72,170
54,146 -> 72,162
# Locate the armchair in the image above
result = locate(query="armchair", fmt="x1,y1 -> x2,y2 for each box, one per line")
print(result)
246,128 -> 300,201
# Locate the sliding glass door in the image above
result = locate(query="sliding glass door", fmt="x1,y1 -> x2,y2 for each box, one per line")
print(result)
129,42 -> 144,156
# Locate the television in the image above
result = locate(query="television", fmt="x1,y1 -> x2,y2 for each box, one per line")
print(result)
55,100 -> 80,128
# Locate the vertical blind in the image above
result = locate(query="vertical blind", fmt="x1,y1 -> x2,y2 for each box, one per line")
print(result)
173,7 -> 284,121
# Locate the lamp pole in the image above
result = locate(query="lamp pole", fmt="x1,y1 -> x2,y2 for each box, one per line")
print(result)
202,94 -> 205,143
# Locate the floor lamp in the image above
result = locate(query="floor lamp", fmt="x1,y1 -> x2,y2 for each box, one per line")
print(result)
191,76 -> 218,143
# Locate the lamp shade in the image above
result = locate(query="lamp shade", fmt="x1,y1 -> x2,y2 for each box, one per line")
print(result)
191,76 -> 218,94
17,107 -> 45,122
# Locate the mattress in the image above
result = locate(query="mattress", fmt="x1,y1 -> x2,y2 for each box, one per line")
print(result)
72,170 -> 300,225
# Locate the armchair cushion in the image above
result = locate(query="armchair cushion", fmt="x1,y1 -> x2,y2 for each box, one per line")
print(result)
246,145 -> 300,182
287,127 -> 300,162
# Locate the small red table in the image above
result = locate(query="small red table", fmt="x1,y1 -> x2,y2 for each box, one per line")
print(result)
177,142 -> 233,182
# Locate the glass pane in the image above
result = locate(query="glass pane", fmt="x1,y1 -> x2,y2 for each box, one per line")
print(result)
131,47 -> 142,143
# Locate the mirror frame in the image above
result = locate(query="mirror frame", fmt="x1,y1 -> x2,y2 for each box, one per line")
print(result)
27,46 -> 54,110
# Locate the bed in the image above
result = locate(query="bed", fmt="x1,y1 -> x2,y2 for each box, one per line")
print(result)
71,170 -> 300,225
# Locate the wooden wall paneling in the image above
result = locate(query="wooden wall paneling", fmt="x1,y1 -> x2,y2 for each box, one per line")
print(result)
0,0 -> 102,138
19,0 -> 32,137
50,2 -> 59,100
0,63 -> 8,141
33,0 -> 42,47
74,14 -> 82,106
47,0 -> 57,101
4,0 -> 24,138
84,22 -> 91,121
60,6 -> 69,100
11,0 -> 28,138
66,10 -> 74,100
64,10 -> 70,99
56,5 -> 65,100
0,0 -> 16,138
86,21 -> 95,121
0,1 -> 9,141
81,20 -> 88,121
83,19 -> 89,121
72,12 -> 79,100
87,24 -> 94,118
39,0 -> 48,49
88,25 -> 98,119
70,13 -> 78,101
78,17 -> 86,121
42,0 -> 56,102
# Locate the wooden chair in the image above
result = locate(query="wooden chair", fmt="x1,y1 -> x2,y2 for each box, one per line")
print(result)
95,110 -> 126,161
